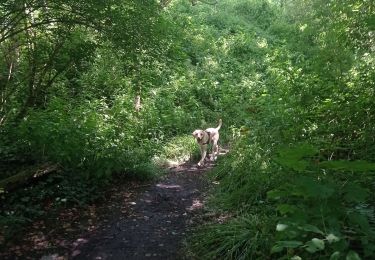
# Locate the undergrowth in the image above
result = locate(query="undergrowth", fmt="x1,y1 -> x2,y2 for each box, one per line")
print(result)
189,214 -> 276,260
0,172 -> 106,243
0,133 -> 199,244
189,139 -> 375,259
153,135 -> 200,167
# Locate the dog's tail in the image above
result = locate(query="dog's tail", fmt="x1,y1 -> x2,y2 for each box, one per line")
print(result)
216,119 -> 222,130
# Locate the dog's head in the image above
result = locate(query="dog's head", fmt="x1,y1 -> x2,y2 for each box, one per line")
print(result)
192,130 -> 204,141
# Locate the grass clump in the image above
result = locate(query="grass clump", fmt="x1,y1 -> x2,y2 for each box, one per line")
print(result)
189,214 -> 276,260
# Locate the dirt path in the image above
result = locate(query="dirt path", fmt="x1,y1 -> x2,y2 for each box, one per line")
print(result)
0,155 -> 224,260
2,150 -> 227,260
70,161 -> 215,260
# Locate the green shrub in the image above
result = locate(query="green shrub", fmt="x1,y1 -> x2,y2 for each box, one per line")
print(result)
17,97 -> 158,179
268,144 -> 375,259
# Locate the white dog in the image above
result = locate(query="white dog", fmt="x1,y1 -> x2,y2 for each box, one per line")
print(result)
192,119 -> 222,166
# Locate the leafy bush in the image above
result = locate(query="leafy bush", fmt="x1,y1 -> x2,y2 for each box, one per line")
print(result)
268,144 -> 375,259
269,175 -> 375,259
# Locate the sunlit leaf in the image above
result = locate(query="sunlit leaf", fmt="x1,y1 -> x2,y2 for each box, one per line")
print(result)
305,238 -> 325,253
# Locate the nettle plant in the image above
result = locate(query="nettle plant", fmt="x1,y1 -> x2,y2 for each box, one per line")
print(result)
268,144 -> 375,259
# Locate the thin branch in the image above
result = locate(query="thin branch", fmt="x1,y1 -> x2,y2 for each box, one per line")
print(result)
0,8 -> 26,36
0,18 -> 99,44
34,34 -> 68,97
0,2 -> 101,43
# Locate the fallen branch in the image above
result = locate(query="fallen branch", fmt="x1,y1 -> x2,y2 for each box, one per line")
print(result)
0,163 -> 60,193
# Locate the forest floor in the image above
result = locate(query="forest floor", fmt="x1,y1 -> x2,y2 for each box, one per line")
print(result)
1,150 -> 227,260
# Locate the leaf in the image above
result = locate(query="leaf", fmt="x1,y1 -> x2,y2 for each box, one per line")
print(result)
300,224 -> 324,235
320,160 -> 375,172
296,176 -> 335,199
274,143 -> 317,172
343,183 -> 368,202
272,240 -> 303,254
271,241 -> 304,254
267,189 -> 284,199
277,204 -> 298,214
305,238 -> 325,253
271,244 -> 284,253
348,212 -> 370,231
330,251 -> 340,260
326,233 -> 340,243
276,223 -> 288,231
346,251 -> 361,260
278,143 -> 317,159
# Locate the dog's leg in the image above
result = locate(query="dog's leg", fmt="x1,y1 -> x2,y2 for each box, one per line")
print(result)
198,145 -> 207,166
211,140 -> 218,161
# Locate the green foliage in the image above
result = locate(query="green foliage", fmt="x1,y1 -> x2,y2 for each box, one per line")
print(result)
267,144 -> 375,258
1,0 -> 375,258
153,135 -> 199,167
208,137 -> 277,210
0,172 -> 107,240
320,160 -> 375,172
189,214 -> 276,260
0,0 -> 226,238
182,0 -> 375,258
274,143 -> 318,172
268,174 -> 375,258
0,0 -> 204,180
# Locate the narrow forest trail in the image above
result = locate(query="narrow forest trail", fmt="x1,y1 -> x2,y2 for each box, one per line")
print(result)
70,160 -> 217,260
2,150 -> 227,260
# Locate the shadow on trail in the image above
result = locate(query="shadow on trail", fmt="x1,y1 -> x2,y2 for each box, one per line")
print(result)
0,150 -> 227,260
69,151 -> 227,260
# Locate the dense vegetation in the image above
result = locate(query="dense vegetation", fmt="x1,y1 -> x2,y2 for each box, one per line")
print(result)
1,0 -> 374,259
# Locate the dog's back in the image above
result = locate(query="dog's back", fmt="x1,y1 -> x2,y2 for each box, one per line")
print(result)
205,119 -> 222,141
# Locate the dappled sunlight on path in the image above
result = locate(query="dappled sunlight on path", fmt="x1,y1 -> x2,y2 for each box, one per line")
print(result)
0,148 -> 228,260
70,159 -> 219,259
